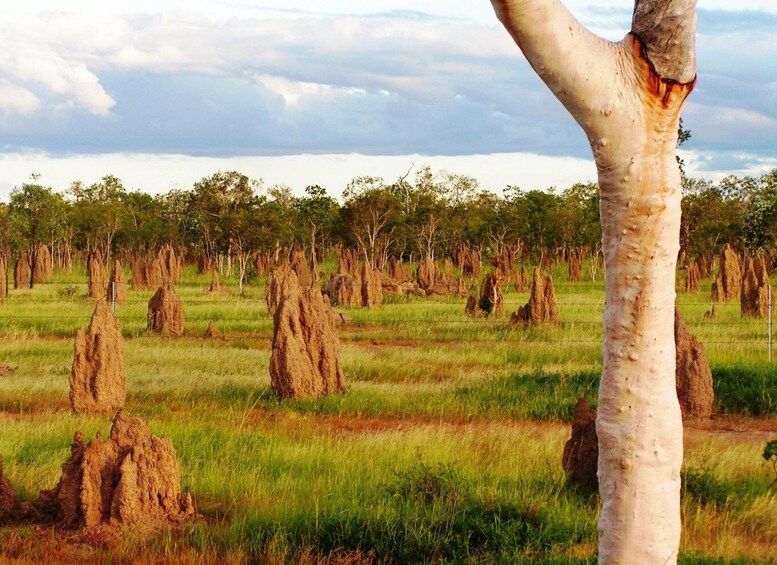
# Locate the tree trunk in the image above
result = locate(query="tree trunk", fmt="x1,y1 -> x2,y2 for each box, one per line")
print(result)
490,0 -> 696,562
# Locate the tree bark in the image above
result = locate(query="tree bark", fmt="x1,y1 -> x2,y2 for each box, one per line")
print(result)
490,0 -> 696,562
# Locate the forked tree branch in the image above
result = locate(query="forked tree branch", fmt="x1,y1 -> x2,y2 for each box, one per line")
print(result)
632,0 -> 697,83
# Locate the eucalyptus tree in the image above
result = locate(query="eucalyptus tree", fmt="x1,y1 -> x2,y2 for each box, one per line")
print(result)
8,183 -> 67,287
490,0 -> 697,561
69,175 -> 127,262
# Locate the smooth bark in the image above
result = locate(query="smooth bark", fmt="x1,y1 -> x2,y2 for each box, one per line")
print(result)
490,0 -> 696,562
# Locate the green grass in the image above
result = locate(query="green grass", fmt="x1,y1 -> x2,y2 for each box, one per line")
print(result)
0,262 -> 775,563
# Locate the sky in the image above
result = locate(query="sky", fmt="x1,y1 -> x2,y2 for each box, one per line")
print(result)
0,1 -> 775,199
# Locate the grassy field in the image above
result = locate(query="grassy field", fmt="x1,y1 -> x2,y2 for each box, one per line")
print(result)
0,262 -> 775,563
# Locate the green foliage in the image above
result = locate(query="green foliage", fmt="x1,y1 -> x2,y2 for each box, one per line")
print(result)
56,285 -> 80,300
764,440 -> 777,488
764,440 -> 777,463
681,467 -> 764,509
713,366 -> 777,416
386,461 -> 470,506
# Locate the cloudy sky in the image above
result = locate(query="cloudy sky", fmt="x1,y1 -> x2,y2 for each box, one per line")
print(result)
0,1 -> 775,199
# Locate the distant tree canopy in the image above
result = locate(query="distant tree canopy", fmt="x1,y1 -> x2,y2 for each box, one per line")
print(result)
2,167 -> 776,269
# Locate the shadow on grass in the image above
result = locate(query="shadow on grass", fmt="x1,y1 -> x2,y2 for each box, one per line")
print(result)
454,370 -> 600,421
239,461 -> 594,563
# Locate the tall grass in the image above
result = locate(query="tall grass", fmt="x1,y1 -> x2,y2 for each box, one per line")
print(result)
0,264 -> 775,562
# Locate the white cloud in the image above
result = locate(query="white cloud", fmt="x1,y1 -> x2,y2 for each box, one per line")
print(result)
0,80 -> 41,115
0,12 -> 117,115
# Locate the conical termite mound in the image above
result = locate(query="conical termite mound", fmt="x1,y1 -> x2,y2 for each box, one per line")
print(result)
685,261 -> 701,293
674,308 -> 714,419
388,256 -> 412,283
106,260 -> 128,304
31,244 -> 53,284
510,268 -> 559,326
147,285 -> 185,336
290,247 -> 310,288
360,263 -> 383,308
322,273 -> 359,307
416,256 -> 437,292
204,320 -> 224,339
514,266 -> 528,292
711,243 -> 742,302
267,264 -> 345,400
207,270 -> 231,296
13,255 -> 29,290
741,255 -> 771,318
37,410 -> 196,533
568,248 -> 583,282
69,299 -> 126,415
158,244 -> 180,284
562,397 -> 599,488
87,251 -> 107,299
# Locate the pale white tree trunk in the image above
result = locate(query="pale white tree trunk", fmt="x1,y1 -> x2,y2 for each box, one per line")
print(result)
490,0 -> 696,562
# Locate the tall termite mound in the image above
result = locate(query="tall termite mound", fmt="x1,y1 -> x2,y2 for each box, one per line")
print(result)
674,309 -> 714,419
31,244 -> 53,284
360,263 -> 383,308
158,244 -> 180,284
87,251 -> 107,299
741,255 -> 771,318
147,285 -> 185,336
514,266 -> 528,292
510,268 -> 559,326
466,273 -> 504,316
14,255 -> 29,289
696,254 -> 713,279
37,410 -> 195,532
454,244 -> 481,278
493,247 -> 516,282
0,456 -> 16,517
290,247 -> 310,288
568,248 -> 584,282
70,300 -> 126,415
198,252 -> 210,274
685,262 -> 701,292
106,260 -> 128,304
711,243 -> 742,302
267,264 -> 345,399
322,273 -> 359,307
131,256 -> 164,290
388,256 -> 412,283
561,398 -> 599,488
337,248 -> 358,275
207,270 -> 231,296
416,256 -> 437,292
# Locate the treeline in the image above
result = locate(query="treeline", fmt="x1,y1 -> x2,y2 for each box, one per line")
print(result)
1,166 -> 776,289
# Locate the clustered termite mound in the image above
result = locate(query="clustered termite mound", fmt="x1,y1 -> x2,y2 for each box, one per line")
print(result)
510,268 -> 559,326
37,410 -> 196,534
711,243 -> 742,302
